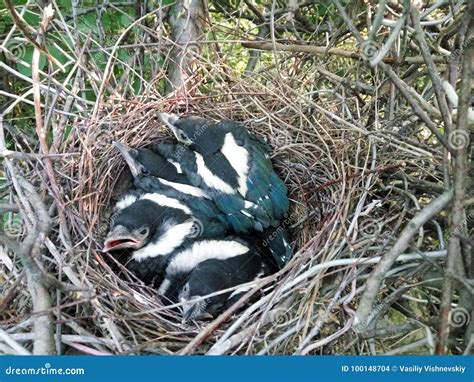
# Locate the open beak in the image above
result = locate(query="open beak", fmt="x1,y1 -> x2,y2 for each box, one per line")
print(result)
102,225 -> 143,252
113,141 -> 141,178
156,112 -> 180,138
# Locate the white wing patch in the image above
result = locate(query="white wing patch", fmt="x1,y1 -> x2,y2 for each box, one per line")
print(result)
167,159 -> 183,174
244,201 -> 254,208
159,179 -> 210,199
141,193 -> 192,214
132,220 -> 194,261
158,279 -> 171,296
240,210 -> 252,218
221,133 -> 249,197
115,194 -> 138,211
166,240 -> 249,276
194,152 -> 235,194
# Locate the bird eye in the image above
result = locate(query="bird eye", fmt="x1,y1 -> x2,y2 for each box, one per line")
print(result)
183,283 -> 190,294
179,131 -> 189,141
138,227 -> 149,236
140,166 -> 150,176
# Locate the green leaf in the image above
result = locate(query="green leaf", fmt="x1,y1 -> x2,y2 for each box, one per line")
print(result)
117,49 -> 130,62
49,45 -> 68,67
102,13 -> 114,30
63,125 -> 73,141
57,0 -> 72,9
78,13 -> 98,33
23,10 -> 40,27
12,0 -> 28,6
16,46 -> 46,77
120,14 -> 131,27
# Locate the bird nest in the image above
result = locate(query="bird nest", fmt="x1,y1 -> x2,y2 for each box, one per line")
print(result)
2,38 -> 449,356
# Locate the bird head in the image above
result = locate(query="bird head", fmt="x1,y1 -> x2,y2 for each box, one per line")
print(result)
113,141 -> 176,179
102,223 -> 150,252
103,198 -> 196,255
102,199 -> 160,252
179,283 -> 212,322
157,113 -> 217,151
178,268 -> 226,322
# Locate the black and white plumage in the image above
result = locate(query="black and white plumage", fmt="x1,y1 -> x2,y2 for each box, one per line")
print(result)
114,140 -> 269,233
157,237 -> 263,321
104,197 -> 265,319
113,142 -> 229,238
156,114 -> 289,219
156,113 -> 292,267
104,115 -> 293,311
155,142 -> 271,233
113,141 -> 209,199
103,193 -> 201,285
113,141 -> 187,183
114,136 -> 292,267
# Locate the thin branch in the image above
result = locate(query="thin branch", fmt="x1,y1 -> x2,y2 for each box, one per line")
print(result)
3,0 -> 65,70
0,328 -> 31,355
411,8 -> 453,135
354,189 -> 454,332
241,41 -> 446,64
436,6 -> 473,354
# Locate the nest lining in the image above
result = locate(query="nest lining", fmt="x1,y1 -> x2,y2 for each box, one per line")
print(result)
3,58 -> 445,356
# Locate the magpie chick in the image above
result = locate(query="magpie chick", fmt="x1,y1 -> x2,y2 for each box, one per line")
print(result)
157,237 -> 263,321
179,257 -> 263,322
156,113 -> 289,223
102,193 -> 201,286
113,141 -> 184,181
113,141 -> 202,193
114,140 -> 263,228
156,113 -> 292,267
114,141 -> 230,238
